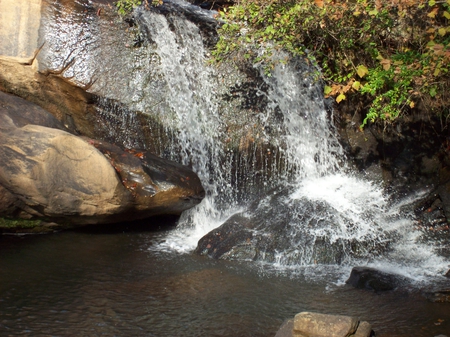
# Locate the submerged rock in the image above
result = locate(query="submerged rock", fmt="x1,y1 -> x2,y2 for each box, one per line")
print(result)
0,91 -> 204,227
425,289 -> 450,303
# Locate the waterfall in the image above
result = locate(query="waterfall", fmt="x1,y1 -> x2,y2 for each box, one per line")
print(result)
38,0 -> 447,281
130,4 -> 450,281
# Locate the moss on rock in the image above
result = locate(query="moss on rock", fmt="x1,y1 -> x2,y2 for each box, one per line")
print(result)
0,217 -> 62,234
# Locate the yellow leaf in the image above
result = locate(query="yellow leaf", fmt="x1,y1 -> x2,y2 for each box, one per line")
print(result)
324,85 -> 332,95
336,93 -> 346,103
444,11 -> 450,19
357,65 -> 369,78
434,67 -> 441,76
429,0 -> 436,5
352,81 -> 361,90
439,28 -> 446,36
353,11 -> 361,16
409,101 -> 415,108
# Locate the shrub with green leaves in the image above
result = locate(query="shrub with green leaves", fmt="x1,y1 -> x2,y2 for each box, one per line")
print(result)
115,0 -> 142,16
213,0 -> 450,127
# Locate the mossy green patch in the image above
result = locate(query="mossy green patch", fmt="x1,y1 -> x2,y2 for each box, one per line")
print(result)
0,217 -> 63,234
0,217 -> 42,229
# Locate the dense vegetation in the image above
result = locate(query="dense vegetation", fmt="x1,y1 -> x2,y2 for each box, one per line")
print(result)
213,0 -> 450,127
117,0 -> 450,127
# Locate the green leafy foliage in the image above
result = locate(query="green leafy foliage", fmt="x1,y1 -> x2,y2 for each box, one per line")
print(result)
213,0 -> 450,127
115,0 -> 142,15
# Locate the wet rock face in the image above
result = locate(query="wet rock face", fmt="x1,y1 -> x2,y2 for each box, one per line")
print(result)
345,267 -> 407,292
85,138 -> 205,216
337,106 -> 450,257
195,214 -> 256,260
148,0 -> 220,48
0,91 -> 204,226
196,188 -> 392,264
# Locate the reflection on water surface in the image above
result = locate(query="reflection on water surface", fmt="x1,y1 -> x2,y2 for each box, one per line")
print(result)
0,226 -> 449,337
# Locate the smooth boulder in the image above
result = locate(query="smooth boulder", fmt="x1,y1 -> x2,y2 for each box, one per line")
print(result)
294,312 -> 359,337
275,312 -> 373,337
0,91 -> 204,226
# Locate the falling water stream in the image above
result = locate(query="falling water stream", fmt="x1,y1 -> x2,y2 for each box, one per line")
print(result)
1,1 -> 450,336
132,5 -> 449,283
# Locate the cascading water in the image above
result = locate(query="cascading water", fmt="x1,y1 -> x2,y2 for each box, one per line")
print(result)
39,0 -> 448,281
129,4 -> 449,282
134,7 -> 236,251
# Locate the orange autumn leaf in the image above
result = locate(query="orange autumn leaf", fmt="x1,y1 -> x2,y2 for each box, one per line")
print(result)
314,0 -> 324,8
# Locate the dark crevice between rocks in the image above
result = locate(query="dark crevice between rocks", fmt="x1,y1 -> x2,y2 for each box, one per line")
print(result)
70,214 -> 180,234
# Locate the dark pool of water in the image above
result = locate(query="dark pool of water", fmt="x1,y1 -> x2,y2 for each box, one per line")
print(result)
1,224 -> 449,337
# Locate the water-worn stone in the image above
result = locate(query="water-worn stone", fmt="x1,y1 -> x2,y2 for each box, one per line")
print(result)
346,266 -> 406,292
293,312 -> 359,337
275,312 -> 374,337
0,91 -> 204,226
195,214 -> 256,260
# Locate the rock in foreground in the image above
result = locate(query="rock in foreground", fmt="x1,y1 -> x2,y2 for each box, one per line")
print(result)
275,312 -> 373,337
0,91 -> 204,227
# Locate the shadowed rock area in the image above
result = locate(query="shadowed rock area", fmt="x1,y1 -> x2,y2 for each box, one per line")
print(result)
0,91 -> 204,227
345,267 -> 408,292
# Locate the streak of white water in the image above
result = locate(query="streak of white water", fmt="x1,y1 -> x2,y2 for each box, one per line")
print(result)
260,59 -> 344,180
138,9 -> 242,251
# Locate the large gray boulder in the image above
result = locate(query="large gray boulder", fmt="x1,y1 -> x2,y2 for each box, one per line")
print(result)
0,91 -> 204,226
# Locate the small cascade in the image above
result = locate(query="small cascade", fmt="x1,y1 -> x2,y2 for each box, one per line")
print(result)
258,56 -> 345,181
135,7 -> 242,251
129,4 -> 449,281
